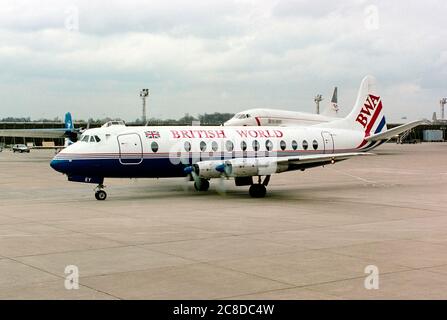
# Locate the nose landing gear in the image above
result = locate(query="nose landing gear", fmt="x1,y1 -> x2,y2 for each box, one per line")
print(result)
94,184 -> 107,200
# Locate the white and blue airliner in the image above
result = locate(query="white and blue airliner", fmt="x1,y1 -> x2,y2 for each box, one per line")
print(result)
50,76 -> 422,200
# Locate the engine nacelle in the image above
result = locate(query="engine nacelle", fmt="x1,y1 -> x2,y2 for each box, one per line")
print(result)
223,158 -> 288,177
193,161 -> 224,179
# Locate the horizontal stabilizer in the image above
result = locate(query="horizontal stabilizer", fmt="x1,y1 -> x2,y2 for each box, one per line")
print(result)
365,120 -> 425,142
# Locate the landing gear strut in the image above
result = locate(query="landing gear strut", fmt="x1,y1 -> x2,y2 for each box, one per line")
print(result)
94,184 -> 107,200
249,175 -> 270,198
194,178 -> 210,192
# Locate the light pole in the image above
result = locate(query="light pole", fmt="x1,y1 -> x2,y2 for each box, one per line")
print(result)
440,98 -> 447,120
140,89 -> 149,124
314,94 -> 323,114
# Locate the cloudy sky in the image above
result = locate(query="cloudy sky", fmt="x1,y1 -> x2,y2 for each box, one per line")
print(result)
0,0 -> 446,122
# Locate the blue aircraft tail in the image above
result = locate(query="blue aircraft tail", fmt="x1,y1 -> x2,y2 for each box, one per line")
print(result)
64,112 -> 74,130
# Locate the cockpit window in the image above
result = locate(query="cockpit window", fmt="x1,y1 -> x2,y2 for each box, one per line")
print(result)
80,134 -> 101,143
102,120 -> 126,128
235,113 -> 251,119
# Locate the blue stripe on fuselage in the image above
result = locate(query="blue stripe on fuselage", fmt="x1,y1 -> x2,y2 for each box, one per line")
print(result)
52,154 -> 294,178
50,148 -> 363,180
51,158 -> 186,178
50,152 -> 308,178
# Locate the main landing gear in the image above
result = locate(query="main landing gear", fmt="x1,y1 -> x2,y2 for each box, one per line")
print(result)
249,175 -> 270,198
94,184 -> 107,201
194,178 -> 210,192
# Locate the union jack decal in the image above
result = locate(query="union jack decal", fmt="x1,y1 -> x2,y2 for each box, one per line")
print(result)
145,131 -> 160,139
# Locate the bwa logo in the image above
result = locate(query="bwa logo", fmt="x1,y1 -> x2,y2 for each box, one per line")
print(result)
356,94 -> 382,129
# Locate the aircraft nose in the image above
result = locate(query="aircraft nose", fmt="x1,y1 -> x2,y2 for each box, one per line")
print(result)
50,158 -> 69,173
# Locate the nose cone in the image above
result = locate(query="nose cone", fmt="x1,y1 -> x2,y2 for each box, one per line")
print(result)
50,158 -> 69,173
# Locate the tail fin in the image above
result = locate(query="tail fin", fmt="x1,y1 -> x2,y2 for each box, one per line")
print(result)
322,87 -> 340,117
332,76 -> 387,137
64,112 -> 74,131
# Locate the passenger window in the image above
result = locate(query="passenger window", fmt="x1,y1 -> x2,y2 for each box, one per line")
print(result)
280,140 -> 286,151
90,136 -> 95,142
226,140 -> 234,152
312,140 -> 318,150
252,140 -> 260,151
292,140 -> 298,150
200,141 -> 207,152
302,140 -> 308,150
94,135 -> 101,142
184,141 -> 191,152
82,135 -> 89,142
241,141 -> 247,151
211,141 -> 218,152
151,141 -> 158,153
265,140 -> 273,151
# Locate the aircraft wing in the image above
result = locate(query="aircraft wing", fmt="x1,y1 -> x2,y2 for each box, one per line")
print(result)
365,120 -> 425,142
275,152 -> 373,170
204,152 -> 374,177
0,128 -> 69,139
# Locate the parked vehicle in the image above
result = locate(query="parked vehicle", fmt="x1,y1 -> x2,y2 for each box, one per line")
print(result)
12,144 -> 30,153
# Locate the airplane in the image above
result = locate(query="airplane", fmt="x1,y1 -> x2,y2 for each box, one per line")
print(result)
50,76 -> 423,200
0,113 -> 81,149
224,87 -> 340,127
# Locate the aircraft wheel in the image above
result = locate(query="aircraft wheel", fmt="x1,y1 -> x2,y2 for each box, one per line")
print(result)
95,190 -> 107,201
249,184 -> 266,198
194,179 -> 210,191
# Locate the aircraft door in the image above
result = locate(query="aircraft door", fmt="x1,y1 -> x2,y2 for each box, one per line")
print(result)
117,133 -> 143,165
321,131 -> 334,154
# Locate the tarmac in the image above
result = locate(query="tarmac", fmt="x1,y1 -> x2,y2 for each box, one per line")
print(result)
0,143 -> 446,299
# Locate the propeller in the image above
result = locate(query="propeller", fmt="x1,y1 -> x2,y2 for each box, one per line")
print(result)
183,162 -> 230,195
215,174 -> 228,196
182,161 -> 195,192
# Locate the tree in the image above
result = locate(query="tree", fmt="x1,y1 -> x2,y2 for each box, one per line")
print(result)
177,113 -> 198,124
198,112 -> 234,125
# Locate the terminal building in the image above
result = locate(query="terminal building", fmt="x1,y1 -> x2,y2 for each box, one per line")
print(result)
0,121 -> 95,147
388,120 -> 446,143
